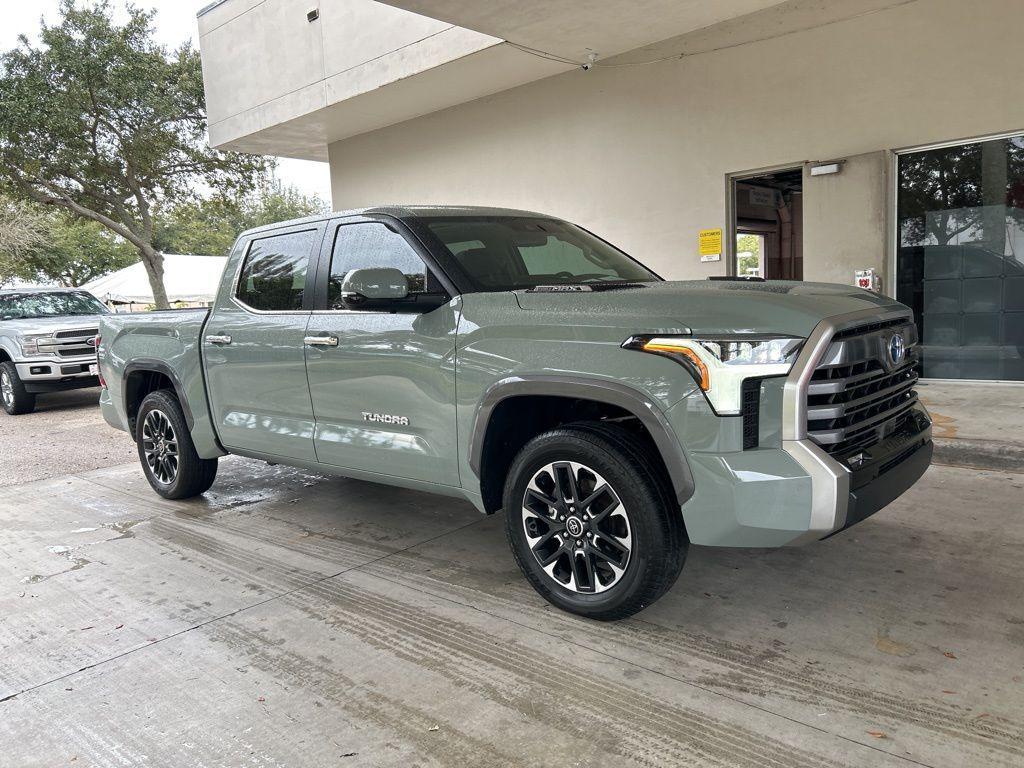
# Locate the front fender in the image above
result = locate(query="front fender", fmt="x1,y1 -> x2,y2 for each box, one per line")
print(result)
468,374 -> 695,507
0,336 -> 22,361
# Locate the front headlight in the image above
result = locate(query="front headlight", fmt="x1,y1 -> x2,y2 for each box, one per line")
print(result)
19,333 -> 53,357
622,335 -> 804,414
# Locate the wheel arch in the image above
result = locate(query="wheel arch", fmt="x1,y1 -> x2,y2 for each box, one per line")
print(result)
469,376 -> 694,514
123,360 -> 195,438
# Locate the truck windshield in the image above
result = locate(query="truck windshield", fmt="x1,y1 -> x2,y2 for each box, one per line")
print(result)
422,217 -> 661,291
0,291 -> 109,320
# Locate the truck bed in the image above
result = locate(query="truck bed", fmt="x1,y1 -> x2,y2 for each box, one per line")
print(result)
98,307 -> 223,457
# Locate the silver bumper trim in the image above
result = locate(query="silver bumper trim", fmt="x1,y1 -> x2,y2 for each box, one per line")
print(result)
782,438 -> 850,544
15,358 -> 96,381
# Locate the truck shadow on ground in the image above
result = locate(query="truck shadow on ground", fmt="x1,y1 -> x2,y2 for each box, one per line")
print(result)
29,387 -> 102,413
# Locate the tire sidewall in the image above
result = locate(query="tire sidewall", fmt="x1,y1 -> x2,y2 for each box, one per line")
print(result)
136,390 -> 192,499
504,432 -> 663,617
1,361 -> 35,416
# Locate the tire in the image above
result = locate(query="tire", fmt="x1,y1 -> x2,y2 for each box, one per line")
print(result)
136,389 -> 218,499
504,421 -> 688,620
1,361 -> 36,415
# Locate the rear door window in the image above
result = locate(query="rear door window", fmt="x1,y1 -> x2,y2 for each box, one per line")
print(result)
236,229 -> 317,311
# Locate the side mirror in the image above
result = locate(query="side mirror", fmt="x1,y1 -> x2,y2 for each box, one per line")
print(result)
340,267 -> 409,307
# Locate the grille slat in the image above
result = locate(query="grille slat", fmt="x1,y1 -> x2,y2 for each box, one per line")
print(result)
54,327 -> 98,339
806,319 -> 919,458
57,346 -> 95,358
808,392 -> 919,445
807,368 -> 917,420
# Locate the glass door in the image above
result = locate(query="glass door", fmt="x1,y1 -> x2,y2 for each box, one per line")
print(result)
896,135 -> 1024,381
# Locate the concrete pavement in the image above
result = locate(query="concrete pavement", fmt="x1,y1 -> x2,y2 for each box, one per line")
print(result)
1,454 -> 1022,767
919,381 -> 1024,472
0,387 -> 135,487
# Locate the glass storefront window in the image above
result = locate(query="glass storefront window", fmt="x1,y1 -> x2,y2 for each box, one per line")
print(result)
896,136 -> 1024,380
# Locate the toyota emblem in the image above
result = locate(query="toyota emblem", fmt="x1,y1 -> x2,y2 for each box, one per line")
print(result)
888,333 -> 905,365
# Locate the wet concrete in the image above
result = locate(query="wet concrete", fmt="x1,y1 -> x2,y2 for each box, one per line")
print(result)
1,457 -> 1022,767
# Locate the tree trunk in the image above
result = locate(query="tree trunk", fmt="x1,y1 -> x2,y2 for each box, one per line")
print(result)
981,138 -> 1009,253
138,244 -> 170,309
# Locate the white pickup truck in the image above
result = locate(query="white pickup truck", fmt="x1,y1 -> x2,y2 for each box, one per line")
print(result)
0,288 -> 107,415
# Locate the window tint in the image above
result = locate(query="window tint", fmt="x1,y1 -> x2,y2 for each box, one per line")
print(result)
328,223 -> 428,309
0,291 -> 108,320
519,236 -> 617,278
424,217 -> 659,291
445,239 -> 485,256
236,230 -> 316,311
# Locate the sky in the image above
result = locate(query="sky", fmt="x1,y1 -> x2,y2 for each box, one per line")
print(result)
0,0 -> 334,203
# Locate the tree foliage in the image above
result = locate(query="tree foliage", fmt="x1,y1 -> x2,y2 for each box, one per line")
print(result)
154,181 -> 328,256
0,201 -> 135,287
898,138 -> 1024,248
736,233 -> 761,277
0,0 -> 269,306
0,196 -> 49,263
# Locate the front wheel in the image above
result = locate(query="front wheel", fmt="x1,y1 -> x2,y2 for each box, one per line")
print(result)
504,422 -> 687,620
1,361 -> 36,415
136,389 -> 218,499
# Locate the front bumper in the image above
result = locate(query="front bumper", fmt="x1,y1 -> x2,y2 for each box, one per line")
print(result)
676,307 -> 933,548
678,404 -> 932,548
14,358 -> 99,393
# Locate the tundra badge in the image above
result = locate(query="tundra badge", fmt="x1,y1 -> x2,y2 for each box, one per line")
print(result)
362,412 -> 410,426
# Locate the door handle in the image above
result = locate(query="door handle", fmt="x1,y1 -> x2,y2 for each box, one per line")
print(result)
206,334 -> 232,345
304,335 -> 339,347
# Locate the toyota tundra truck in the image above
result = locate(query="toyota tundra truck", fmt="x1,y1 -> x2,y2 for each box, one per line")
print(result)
97,207 -> 933,619
1,288 -> 108,415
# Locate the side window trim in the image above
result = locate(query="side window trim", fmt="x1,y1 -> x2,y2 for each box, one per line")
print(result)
311,215 -> 456,313
231,224 -> 326,315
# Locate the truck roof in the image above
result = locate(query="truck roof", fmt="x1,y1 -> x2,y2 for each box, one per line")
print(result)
0,286 -> 89,296
236,205 -> 558,240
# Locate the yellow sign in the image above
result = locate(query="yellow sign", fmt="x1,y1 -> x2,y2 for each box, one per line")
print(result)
699,228 -> 723,256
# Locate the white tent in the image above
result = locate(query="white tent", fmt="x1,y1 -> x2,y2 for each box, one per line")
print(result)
82,254 -> 228,306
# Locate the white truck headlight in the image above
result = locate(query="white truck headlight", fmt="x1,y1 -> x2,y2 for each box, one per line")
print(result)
623,335 -> 803,415
19,333 -> 52,357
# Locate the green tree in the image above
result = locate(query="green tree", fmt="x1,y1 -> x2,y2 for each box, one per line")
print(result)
154,181 -> 328,256
0,196 -> 48,265
0,206 -> 135,287
0,1 -> 268,307
736,233 -> 761,276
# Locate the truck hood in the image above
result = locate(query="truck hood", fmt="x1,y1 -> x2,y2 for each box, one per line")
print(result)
513,280 -> 906,337
0,314 -> 105,336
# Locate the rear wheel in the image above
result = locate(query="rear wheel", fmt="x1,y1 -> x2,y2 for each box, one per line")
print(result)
504,422 -> 687,620
136,389 -> 218,499
0,361 -> 36,415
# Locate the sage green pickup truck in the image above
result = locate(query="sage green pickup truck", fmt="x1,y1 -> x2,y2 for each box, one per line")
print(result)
98,206 -> 932,619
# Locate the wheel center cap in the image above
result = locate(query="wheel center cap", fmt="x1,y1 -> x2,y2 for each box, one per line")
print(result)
565,516 -> 584,537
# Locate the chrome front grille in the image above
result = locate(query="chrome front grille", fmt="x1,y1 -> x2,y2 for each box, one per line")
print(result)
38,329 -> 98,359
806,319 -> 919,458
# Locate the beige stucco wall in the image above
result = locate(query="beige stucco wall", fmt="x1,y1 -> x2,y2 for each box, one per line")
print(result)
801,151 -> 889,286
198,0 -> 507,159
328,0 -> 1024,290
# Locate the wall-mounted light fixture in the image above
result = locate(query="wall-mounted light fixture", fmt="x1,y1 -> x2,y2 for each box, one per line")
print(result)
809,162 -> 842,176
307,7 -> 320,22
